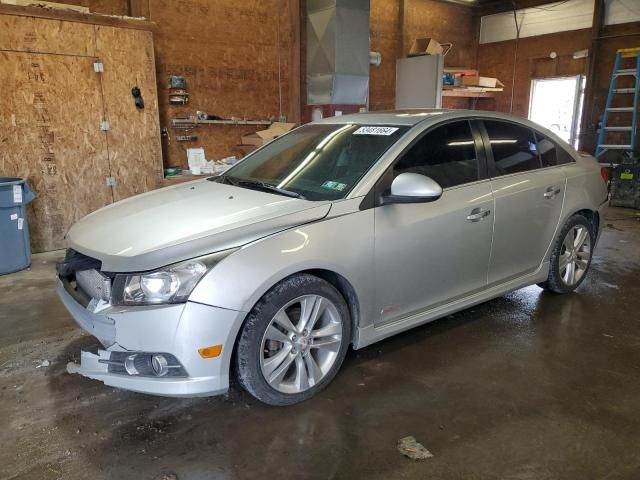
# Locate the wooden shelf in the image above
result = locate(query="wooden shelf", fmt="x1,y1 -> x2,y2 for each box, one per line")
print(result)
172,119 -> 272,127
442,89 -> 497,98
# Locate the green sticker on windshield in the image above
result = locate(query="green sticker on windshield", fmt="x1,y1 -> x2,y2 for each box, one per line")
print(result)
321,180 -> 347,191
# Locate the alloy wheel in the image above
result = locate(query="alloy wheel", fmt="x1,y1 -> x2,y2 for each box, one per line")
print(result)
559,225 -> 591,286
260,295 -> 344,394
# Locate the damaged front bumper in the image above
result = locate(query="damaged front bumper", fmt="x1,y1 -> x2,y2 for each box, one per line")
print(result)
57,279 -> 246,398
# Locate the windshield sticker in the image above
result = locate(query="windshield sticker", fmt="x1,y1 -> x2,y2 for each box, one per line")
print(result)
353,126 -> 399,136
321,181 -> 348,191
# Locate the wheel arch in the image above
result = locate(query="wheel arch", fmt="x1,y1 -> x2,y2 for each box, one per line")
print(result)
566,207 -> 599,238
301,268 -> 360,344
237,267 -> 361,346
227,267 -> 361,386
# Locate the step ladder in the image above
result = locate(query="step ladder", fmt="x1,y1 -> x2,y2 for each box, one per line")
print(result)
595,47 -> 640,160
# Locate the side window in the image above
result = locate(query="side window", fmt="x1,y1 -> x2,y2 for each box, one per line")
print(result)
555,144 -> 575,165
535,132 -> 557,167
393,121 -> 479,188
534,131 -> 576,167
484,120 -> 541,175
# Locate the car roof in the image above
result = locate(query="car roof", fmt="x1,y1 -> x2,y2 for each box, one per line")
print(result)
312,109 -> 548,130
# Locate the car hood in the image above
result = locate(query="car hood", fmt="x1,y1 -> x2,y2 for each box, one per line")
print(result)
66,179 -> 331,272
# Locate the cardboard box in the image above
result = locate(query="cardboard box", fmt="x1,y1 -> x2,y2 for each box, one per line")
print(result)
240,122 -> 296,147
237,144 -> 258,156
409,38 -> 443,57
462,75 -> 504,88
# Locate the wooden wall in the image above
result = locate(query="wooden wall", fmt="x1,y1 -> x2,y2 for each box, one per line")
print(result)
0,9 -> 162,251
141,0 -> 477,167
476,29 -> 591,117
476,20 -> 640,153
582,22 -> 640,153
147,0 -> 299,168
61,0 -> 128,15
16,0 -> 477,170
370,0 -> 479,111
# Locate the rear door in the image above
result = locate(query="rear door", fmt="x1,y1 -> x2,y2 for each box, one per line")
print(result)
480,120 -> 566,285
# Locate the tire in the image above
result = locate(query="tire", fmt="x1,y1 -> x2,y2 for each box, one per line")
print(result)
538,214 -> 595,294
235,273 -> 351,406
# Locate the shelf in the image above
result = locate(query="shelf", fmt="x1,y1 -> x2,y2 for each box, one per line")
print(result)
442,89 -> 497,98
172,119 -> 272,127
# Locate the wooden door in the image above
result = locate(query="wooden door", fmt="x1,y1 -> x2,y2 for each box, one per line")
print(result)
0,51 -> 114,251
96,26 -> 163,202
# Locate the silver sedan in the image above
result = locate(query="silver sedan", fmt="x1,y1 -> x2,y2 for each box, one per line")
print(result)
57,110 -> 608,405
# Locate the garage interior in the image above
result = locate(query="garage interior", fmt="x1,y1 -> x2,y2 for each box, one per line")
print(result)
1,0 -> 640,478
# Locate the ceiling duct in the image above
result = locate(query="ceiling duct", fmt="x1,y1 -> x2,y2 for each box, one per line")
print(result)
306,0 -> 370,105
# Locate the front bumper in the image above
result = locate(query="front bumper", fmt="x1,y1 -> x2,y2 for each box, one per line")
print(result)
57,279 -> 246,397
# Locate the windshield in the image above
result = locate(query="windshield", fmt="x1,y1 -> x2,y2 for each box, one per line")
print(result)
217,124 -> 408,201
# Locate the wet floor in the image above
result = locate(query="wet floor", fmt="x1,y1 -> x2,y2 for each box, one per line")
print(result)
1,207 -> 640,480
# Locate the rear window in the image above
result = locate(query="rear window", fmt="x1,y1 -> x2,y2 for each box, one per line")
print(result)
484,120 -> 541,175
535,131 -> 575,167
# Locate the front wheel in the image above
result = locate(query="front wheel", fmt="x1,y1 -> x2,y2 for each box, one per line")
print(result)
235,274 -> 351,406
539,214 -> 594,294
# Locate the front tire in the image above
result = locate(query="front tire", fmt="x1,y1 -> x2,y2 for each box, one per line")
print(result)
235,274 -> 351,406
539,214 -> 594,294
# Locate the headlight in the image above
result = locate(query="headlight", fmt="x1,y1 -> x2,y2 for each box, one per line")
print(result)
111,250 -> 236,306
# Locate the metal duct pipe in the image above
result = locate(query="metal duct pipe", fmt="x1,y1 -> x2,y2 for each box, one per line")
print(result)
306,0 -> 371,105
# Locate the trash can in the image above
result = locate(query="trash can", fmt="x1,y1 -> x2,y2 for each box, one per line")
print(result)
0,177 -> 36,275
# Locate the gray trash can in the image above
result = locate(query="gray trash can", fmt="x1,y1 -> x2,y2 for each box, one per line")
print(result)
0,177 -> 36,275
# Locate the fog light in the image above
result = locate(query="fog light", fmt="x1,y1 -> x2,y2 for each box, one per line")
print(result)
151,354 -> 169,377
124,354 -> 139,375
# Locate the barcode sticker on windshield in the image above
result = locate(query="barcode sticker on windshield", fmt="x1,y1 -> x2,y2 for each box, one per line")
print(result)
353,126 -> 399,136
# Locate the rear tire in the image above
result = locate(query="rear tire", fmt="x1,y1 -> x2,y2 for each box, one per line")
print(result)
235,274 -> 351,406
538,214 -> 594,294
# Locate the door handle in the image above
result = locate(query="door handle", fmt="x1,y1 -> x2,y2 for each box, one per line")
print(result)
467,208 -> 491,222
544,186 -> 561,198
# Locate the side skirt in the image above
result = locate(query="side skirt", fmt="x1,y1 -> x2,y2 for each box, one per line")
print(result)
353,262 -> 550,350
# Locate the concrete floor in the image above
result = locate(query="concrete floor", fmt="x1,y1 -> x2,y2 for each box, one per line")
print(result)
1,207 -> 640,480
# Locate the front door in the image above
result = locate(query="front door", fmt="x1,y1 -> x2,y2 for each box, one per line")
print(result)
374,120 -> 494,326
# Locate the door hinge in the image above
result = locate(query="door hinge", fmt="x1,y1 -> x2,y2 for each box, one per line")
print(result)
100,120 -> 110,131
106,176 -> 116,187
93,62 -> 104,73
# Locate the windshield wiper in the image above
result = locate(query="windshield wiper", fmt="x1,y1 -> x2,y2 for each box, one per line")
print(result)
216,175 -> 306,200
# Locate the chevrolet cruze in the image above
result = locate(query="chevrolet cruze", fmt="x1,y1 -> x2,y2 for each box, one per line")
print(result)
57,110 -> 608,405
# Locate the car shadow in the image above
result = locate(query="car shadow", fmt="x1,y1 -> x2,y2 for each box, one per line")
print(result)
45,284 -> 602,479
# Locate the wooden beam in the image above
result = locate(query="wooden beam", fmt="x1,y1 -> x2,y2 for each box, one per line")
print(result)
579,0 -> 605,151
0,3 -> 155,31
399,0 -> 409,58
128,0 -> 150,18
288,0 -> 301,124
476,0 -> 569,17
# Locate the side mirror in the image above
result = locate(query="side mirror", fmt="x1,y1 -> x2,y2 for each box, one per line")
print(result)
383,173 -> 443,204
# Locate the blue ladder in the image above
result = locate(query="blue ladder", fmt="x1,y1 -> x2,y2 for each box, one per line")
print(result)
595,47 -> 640,160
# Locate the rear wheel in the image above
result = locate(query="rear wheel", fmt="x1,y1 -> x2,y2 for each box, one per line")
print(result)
235,274 -> 351,406
539,214 -> 594,294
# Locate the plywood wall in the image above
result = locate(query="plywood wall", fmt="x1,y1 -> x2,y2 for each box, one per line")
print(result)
0,51 -> 114,250
0,11 -> 162,251
96,25 -> 163,200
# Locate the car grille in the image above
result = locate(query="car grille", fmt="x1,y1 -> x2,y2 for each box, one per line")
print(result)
76,269 -> 112,302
